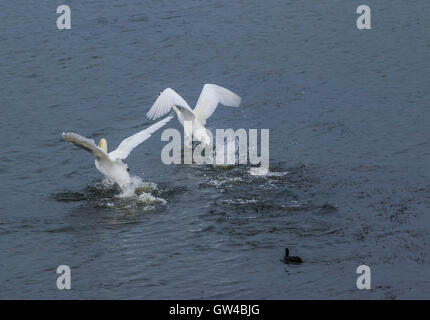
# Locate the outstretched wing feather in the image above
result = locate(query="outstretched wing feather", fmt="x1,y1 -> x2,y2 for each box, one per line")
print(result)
109,115 -> 173,160
146,88 -> 194,120
62,132 -> 110,161
193,84 -> 241,125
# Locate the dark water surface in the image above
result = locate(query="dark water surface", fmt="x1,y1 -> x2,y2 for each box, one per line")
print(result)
1,1 -> 429,299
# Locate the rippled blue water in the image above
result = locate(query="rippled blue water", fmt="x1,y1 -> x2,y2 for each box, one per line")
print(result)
0,0 -> 429,299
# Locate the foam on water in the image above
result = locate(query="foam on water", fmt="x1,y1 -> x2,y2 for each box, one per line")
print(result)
54,175 -> 166,209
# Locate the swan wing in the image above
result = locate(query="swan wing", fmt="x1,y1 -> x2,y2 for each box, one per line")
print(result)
62,132 -> 110,162
146,88 -> 195,120
109,115 -> 173,160
193,84 -> 241,125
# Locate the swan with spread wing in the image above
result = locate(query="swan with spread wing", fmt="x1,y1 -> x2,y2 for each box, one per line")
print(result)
146,84 -> 241,146
62,116 -> 172,186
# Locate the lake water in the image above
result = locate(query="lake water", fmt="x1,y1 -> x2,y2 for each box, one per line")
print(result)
0,0 -> 429,299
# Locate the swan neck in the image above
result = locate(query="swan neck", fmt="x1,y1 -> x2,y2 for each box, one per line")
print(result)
172,105 -> 181,116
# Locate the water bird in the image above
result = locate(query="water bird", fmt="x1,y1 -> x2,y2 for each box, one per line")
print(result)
282,248 -> 303,264
146,84 -> 241,146
62,116 -> 173,187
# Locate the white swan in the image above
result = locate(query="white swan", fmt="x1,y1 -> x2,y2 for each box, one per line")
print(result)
146,84 -> 241,146
62,116 -> 173,187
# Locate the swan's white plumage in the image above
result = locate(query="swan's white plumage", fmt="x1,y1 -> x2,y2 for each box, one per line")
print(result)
62,132 -> 110,161
146,84 -> 241,145
146,88 -> 194,120
109,115 -> 173,160
193,84 -> 241,125
62,116 -> 173,186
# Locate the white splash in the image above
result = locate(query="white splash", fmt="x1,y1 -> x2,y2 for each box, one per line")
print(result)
248,169 -> 288,177
103,175 -> 167,206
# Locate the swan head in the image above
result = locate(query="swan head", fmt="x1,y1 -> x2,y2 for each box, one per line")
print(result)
156,92 -> 162,99
285,248 -> 290,257
98,138 -> 107,153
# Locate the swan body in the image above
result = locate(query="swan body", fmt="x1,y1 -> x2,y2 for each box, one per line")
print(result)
62,116 -> 172,186
146,84 -> 241,146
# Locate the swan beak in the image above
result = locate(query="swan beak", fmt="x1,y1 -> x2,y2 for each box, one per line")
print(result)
98,138 -> 108,153
156,92 -> 162,98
